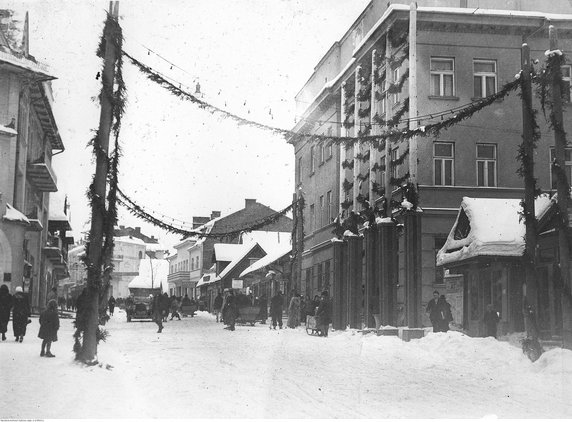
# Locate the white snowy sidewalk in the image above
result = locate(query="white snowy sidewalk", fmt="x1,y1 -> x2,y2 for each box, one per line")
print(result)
1,310 -> 571,419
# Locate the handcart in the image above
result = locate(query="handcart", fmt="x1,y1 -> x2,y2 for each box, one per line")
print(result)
236,306 -> 261,326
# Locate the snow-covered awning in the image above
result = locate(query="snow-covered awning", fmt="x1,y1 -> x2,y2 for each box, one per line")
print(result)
2,203 -> 30,225
437,196 -> 553,267
0,124 -> 17,137
196,272 -> 218,288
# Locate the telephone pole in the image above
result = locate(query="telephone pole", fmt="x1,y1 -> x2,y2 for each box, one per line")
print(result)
549,26 -> 572,348
520,42 -> 538,338
81,1 -> 120,363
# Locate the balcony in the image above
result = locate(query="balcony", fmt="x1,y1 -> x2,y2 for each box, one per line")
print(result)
43,233 -> 63,263
167,271 -> 191,286
25,208 -> 43,232
27,156 -> 57,192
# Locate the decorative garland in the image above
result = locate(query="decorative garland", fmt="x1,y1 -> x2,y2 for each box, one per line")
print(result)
356,172 -> 369,182
77,12 -> 124,362
391,148 -> 410,168
371,162 -> 384,173
124,50 -> 521,149
341,159 -> 354,170
342,179 -> 354,193
390,172 -> 410,187
355,150 -> 371,162
117,187 -> 298,239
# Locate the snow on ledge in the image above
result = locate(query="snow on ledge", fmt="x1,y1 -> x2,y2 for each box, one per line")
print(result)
0,124 -> 17,136
3,203 -> 30,225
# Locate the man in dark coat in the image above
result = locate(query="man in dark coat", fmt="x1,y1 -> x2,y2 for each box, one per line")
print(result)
484,304 -> 500,338
437,295 -> 453,333
0,284 -> 13,341
426,290 -> 441,332
316,290 -> 332,337
108,295 -> 116,316
213,291 -> 223,322
159,293 -> 170,322
12,286 -> 30,342
270,291 -> 284,329
222,293 -> 238,331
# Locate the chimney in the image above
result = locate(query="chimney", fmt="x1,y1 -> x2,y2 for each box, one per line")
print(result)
211,211 -> 221,219
135,227 -> 141,234
120,225 -> 125,230
245,199 -> 257,209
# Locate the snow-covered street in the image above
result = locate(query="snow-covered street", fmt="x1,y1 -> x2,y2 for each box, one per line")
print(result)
1,310 -> 571,419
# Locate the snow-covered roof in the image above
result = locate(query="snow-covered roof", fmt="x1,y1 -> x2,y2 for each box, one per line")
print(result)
145,242 -> 168,252
3,203 -> 29,225
240,243 -> 291,278
128,258 -> 169,291
217,242 -> 261,281
196,269 -> 218,288
437,196 -> 553,267
239,231 -> 291,255
115,236 -> 146,246
214,243 -> 249,262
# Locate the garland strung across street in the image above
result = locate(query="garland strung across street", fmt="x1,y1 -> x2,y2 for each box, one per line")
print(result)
117,187 -> 298,239
122,50 -> 522,148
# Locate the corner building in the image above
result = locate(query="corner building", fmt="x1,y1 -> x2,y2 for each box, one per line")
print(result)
291,0 -> 572,329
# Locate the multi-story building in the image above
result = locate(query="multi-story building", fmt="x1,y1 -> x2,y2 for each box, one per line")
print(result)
291,0 -> 572,330
68,226 -> 168,299
0,10 -> 70,310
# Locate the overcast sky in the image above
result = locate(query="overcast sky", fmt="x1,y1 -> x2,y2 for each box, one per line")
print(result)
6,0 -> 369,249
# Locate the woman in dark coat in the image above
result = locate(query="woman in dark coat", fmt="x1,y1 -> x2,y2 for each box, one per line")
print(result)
38,299 -> 60,357
12,286 -> 30,342
437,295 -> 453,333
0,284 -> 13,341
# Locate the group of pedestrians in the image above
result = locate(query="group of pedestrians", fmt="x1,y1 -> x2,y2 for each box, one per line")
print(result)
0,284 -> 60,358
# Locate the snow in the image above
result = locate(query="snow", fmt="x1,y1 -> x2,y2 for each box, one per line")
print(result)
115,235 -> 146,245
0,123 -> 18,136
127,258 -> 169,291
2,203 -> 30,224
239,230 -> 291,254
240,243 -> 291,277
1,312 -> 571,419
216,243 -> 259,280
213,242 -> 252,262
48,192 -> 69,222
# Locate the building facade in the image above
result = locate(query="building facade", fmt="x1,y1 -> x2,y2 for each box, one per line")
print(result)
0,10 -> 71,311
291,0 -> 572,329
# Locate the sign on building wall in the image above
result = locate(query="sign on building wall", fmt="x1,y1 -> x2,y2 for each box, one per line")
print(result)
445,274 -> 464,327
232,279 -> 243,289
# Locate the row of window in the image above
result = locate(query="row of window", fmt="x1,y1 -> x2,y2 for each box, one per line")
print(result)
433,142 -> 497,187
308,190 -> 334,232
430,57 -> 572,101
170,256 -> 201,274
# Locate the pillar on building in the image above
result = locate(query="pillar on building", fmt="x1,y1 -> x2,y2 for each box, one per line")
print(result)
347,235 -> 363,329
364,226 -> 377,328
404,211 -> 422,327
378,219 -> 397,326
332,240 -> 347,330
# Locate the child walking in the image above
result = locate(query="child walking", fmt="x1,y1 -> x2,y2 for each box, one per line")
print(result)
38,299 -> 60,357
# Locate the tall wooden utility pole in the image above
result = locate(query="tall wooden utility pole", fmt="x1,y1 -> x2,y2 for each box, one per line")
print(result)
82,1 -> 120,363
520,42 -> 538,337
549,26 -> 572,348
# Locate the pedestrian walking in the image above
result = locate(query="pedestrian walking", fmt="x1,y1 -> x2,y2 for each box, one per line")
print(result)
426,290 -> 441,333
170,296 -> 181,320
108,295 -> 116,316
151,294 -> 163,333
38,299 -> 60,357
222,292 -> 238,331
12,286 -> 30,342
159,293 -> 170,322
484,304 -> 500,338
270,291 -> 284,329
213,291 -> 223,323
287,292 -> 301,328
316,290 -> 332,337
0,284 -> 13,341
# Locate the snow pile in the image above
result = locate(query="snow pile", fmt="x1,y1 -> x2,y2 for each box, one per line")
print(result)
1,314 -> 571,419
